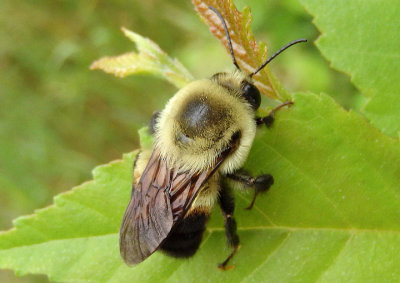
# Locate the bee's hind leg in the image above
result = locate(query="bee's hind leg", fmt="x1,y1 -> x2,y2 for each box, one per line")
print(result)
255,101 -> 293,127
227,171 -> 274,210
217,181 -> 240,270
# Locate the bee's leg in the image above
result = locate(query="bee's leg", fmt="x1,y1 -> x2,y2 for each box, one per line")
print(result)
149,111 -> 160,134
255,101 -> 293,127
218,182 -> 240,270
227,172 -> 274,210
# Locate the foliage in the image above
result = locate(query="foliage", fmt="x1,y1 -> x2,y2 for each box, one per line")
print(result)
91,28 -> 193,89
0,0 -> 351,234
0,0 -> 183,233
300,0 -> 400,137
1,0 -> 399,282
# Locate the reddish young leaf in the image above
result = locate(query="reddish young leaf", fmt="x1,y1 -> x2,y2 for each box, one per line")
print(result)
192,0 -> 290,100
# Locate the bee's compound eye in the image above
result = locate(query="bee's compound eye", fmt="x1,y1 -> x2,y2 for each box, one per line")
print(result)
242,82 -> 261,110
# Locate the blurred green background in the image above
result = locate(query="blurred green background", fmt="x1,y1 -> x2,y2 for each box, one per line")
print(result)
0,0 -> 358,282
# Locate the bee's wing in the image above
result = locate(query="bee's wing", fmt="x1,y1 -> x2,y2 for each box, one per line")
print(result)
120,148 -> 230,265
119,149 -> 173,265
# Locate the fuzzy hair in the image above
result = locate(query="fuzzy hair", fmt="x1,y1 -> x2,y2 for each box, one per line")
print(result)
186,173 -> 221,214
154,74 -> 256,174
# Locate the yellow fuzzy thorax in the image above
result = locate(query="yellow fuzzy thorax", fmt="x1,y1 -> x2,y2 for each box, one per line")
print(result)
154,74 -> 256,174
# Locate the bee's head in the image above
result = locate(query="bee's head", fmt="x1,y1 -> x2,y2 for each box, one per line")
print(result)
211,71 -> 261,110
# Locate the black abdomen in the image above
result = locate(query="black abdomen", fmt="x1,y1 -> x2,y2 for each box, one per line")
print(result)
160,213 -> 208,258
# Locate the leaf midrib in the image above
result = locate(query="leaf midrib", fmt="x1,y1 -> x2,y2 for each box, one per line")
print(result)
1,225 -> 400,252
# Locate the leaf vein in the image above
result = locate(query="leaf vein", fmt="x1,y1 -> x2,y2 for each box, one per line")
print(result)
242,231 -> 292,282
260,138 -> 351,227
314,233 -> 355,283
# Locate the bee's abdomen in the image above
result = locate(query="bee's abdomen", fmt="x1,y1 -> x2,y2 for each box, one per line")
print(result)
160,213 -> 208,258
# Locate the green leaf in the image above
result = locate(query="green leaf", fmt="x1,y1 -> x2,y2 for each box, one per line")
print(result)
90,27 -> 193,88
3,0 -> 400,282
299,0 -> 400,137
192,0 -> 291,101
1,92 -> 400,282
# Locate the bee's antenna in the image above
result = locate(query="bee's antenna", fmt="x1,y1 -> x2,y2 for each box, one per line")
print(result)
208,6 -> 240,70
250,38 -> 307,77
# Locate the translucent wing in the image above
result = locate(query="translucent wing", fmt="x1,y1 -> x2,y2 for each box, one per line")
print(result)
119,149 -> 172,265
120,148 -> 230,265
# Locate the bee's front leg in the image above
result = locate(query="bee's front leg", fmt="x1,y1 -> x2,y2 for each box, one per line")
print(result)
226,171 -> 274,210
255,101 -> 293,127
217,182 -> 240,270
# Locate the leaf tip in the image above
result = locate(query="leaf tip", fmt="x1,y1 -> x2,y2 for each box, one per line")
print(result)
121,27 -> 140,44
121,26 -> 133,39
89,59 -> 100,71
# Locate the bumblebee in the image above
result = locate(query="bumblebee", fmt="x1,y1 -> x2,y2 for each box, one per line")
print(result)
120,6 -> 306,269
